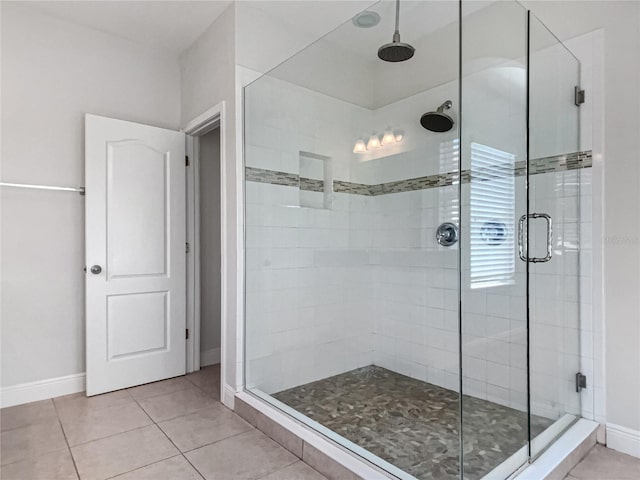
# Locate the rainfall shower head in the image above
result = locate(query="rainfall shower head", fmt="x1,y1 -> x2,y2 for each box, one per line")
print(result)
378,0 -> 415,62
378,37 -> 415,62
420,100 -> 455,132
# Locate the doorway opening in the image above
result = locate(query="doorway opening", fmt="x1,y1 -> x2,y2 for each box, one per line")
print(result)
197,128 -> 221,366
184,106 -> 224,402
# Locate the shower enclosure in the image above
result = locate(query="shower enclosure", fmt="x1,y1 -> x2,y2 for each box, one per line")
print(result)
243,1 -> 590,479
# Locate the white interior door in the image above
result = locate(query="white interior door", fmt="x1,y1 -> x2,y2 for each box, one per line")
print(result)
85,114 -> 186,396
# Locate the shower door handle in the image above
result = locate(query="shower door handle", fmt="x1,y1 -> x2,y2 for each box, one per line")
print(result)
517,213 -> 553,263
518,215 -> 527,262
532,213 -> 553,263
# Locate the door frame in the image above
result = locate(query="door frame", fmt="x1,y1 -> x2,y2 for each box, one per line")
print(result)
183,102 -> 226,397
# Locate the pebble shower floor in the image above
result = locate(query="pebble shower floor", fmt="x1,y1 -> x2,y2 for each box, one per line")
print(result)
275,366 -> 552,480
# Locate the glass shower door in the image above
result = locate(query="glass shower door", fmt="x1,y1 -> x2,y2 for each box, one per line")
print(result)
528,11 -> 582,458
460,2 -> 531,478
460,2 -> 582,478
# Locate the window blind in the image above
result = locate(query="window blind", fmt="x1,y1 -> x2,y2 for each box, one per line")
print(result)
470,143 -> 516,288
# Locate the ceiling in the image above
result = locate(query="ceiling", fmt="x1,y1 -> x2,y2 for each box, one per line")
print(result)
18,1 -> 232,55
268,0 -> 500,109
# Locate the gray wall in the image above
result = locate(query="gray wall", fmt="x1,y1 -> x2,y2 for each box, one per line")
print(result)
179,4 -> 239,395
0,4 -> 181,388
199,129 -> 221,359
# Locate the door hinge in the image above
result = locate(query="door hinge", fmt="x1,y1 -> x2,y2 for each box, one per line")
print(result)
186,242 -> 190,254
576,372 -> 587,392
185,155 -> 190,167
186,328 -> 189,340
575,86 -> 585,106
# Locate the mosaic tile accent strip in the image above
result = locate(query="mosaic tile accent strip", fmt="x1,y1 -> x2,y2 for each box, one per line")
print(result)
333,180 -> 380,196
526,150 -> 592,175
245,168 -> 327,193
245,167 -> 299,187
380,171 -> 461,195
299,177 -> 324,193
246,150 -> 592,197
274,366 -> 553,480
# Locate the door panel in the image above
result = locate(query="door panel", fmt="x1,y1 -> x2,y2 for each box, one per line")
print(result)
460,2 -> 530,479
85,114 -> 186,396
107,142 -> 168,278
107,292 -> 168,360
528,12 -> 582,458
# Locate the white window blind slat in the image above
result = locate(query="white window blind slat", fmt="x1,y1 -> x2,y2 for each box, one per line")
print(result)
470,142 -> 516,289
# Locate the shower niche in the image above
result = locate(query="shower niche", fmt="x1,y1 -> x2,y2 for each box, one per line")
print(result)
243,1 -> 590,479
298,151 -> 332,210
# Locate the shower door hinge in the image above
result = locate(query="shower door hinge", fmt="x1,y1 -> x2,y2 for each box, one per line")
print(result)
186,242 -> 190,254
575,86 -> 586,106
186,328 -> 189,340
185,155 -> 190,167
576,372 -> 587,392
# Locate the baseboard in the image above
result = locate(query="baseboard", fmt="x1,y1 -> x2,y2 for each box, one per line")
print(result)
1,373 -> 85,408
606,423 -> 640,458
200,347 -> 221,367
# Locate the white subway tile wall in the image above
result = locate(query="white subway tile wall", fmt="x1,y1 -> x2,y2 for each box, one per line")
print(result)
245,76 -> 375,394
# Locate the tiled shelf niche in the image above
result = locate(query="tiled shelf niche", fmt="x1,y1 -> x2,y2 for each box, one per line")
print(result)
299,151 -> 332,210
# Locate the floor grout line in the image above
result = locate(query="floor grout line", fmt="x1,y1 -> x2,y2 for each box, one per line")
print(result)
103,454 -> 185,480
67,423 -> 153,449
132,374 -> 221,480
0,446 -> 71,469
51,398 -> 82,480
144,403 -> 220,424
254,458 -> 304,480
132,397 -> 157,426
57,401 -> 155,448
150,406 -> 207,480
0,418 -> 59,434
130,377 -> 205,402
179,452 -> 207,480
180,428 -> 256,455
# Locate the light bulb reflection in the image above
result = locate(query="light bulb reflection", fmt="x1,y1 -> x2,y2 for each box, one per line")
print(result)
353,139 -> 367,153
367,134 -> 381,150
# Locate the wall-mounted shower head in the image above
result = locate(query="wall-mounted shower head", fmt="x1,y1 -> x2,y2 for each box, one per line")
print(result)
420,100 -> 454,132
378,0 -> 415,62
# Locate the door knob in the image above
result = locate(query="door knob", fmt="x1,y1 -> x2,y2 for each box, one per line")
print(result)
90,265 -> 102,275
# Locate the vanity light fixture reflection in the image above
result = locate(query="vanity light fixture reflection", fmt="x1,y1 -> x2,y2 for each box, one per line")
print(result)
381,129 -> 396,146
367,133 -> 381,150
353,139 -> 367,153
353,129 -> 404,154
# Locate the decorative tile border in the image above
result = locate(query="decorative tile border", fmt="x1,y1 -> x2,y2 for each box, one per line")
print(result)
246,150 -> 592,197
298,177 -> 324,193
244,169 -> 328,193
333,180 -> 380,196
245,167 -> 298,187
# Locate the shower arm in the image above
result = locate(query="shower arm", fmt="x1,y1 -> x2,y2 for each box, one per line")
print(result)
437,101 -> 453,113
393,0 -> 401,42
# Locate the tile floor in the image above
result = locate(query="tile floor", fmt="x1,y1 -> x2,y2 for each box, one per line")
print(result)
565,444 -> 640,479
0,365 -> 327,480
3,366 -> 640,480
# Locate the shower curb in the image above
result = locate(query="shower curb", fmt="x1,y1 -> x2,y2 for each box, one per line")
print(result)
236,392 -> 598,480
234,393 -> 397,480
513,419 -> 599,480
